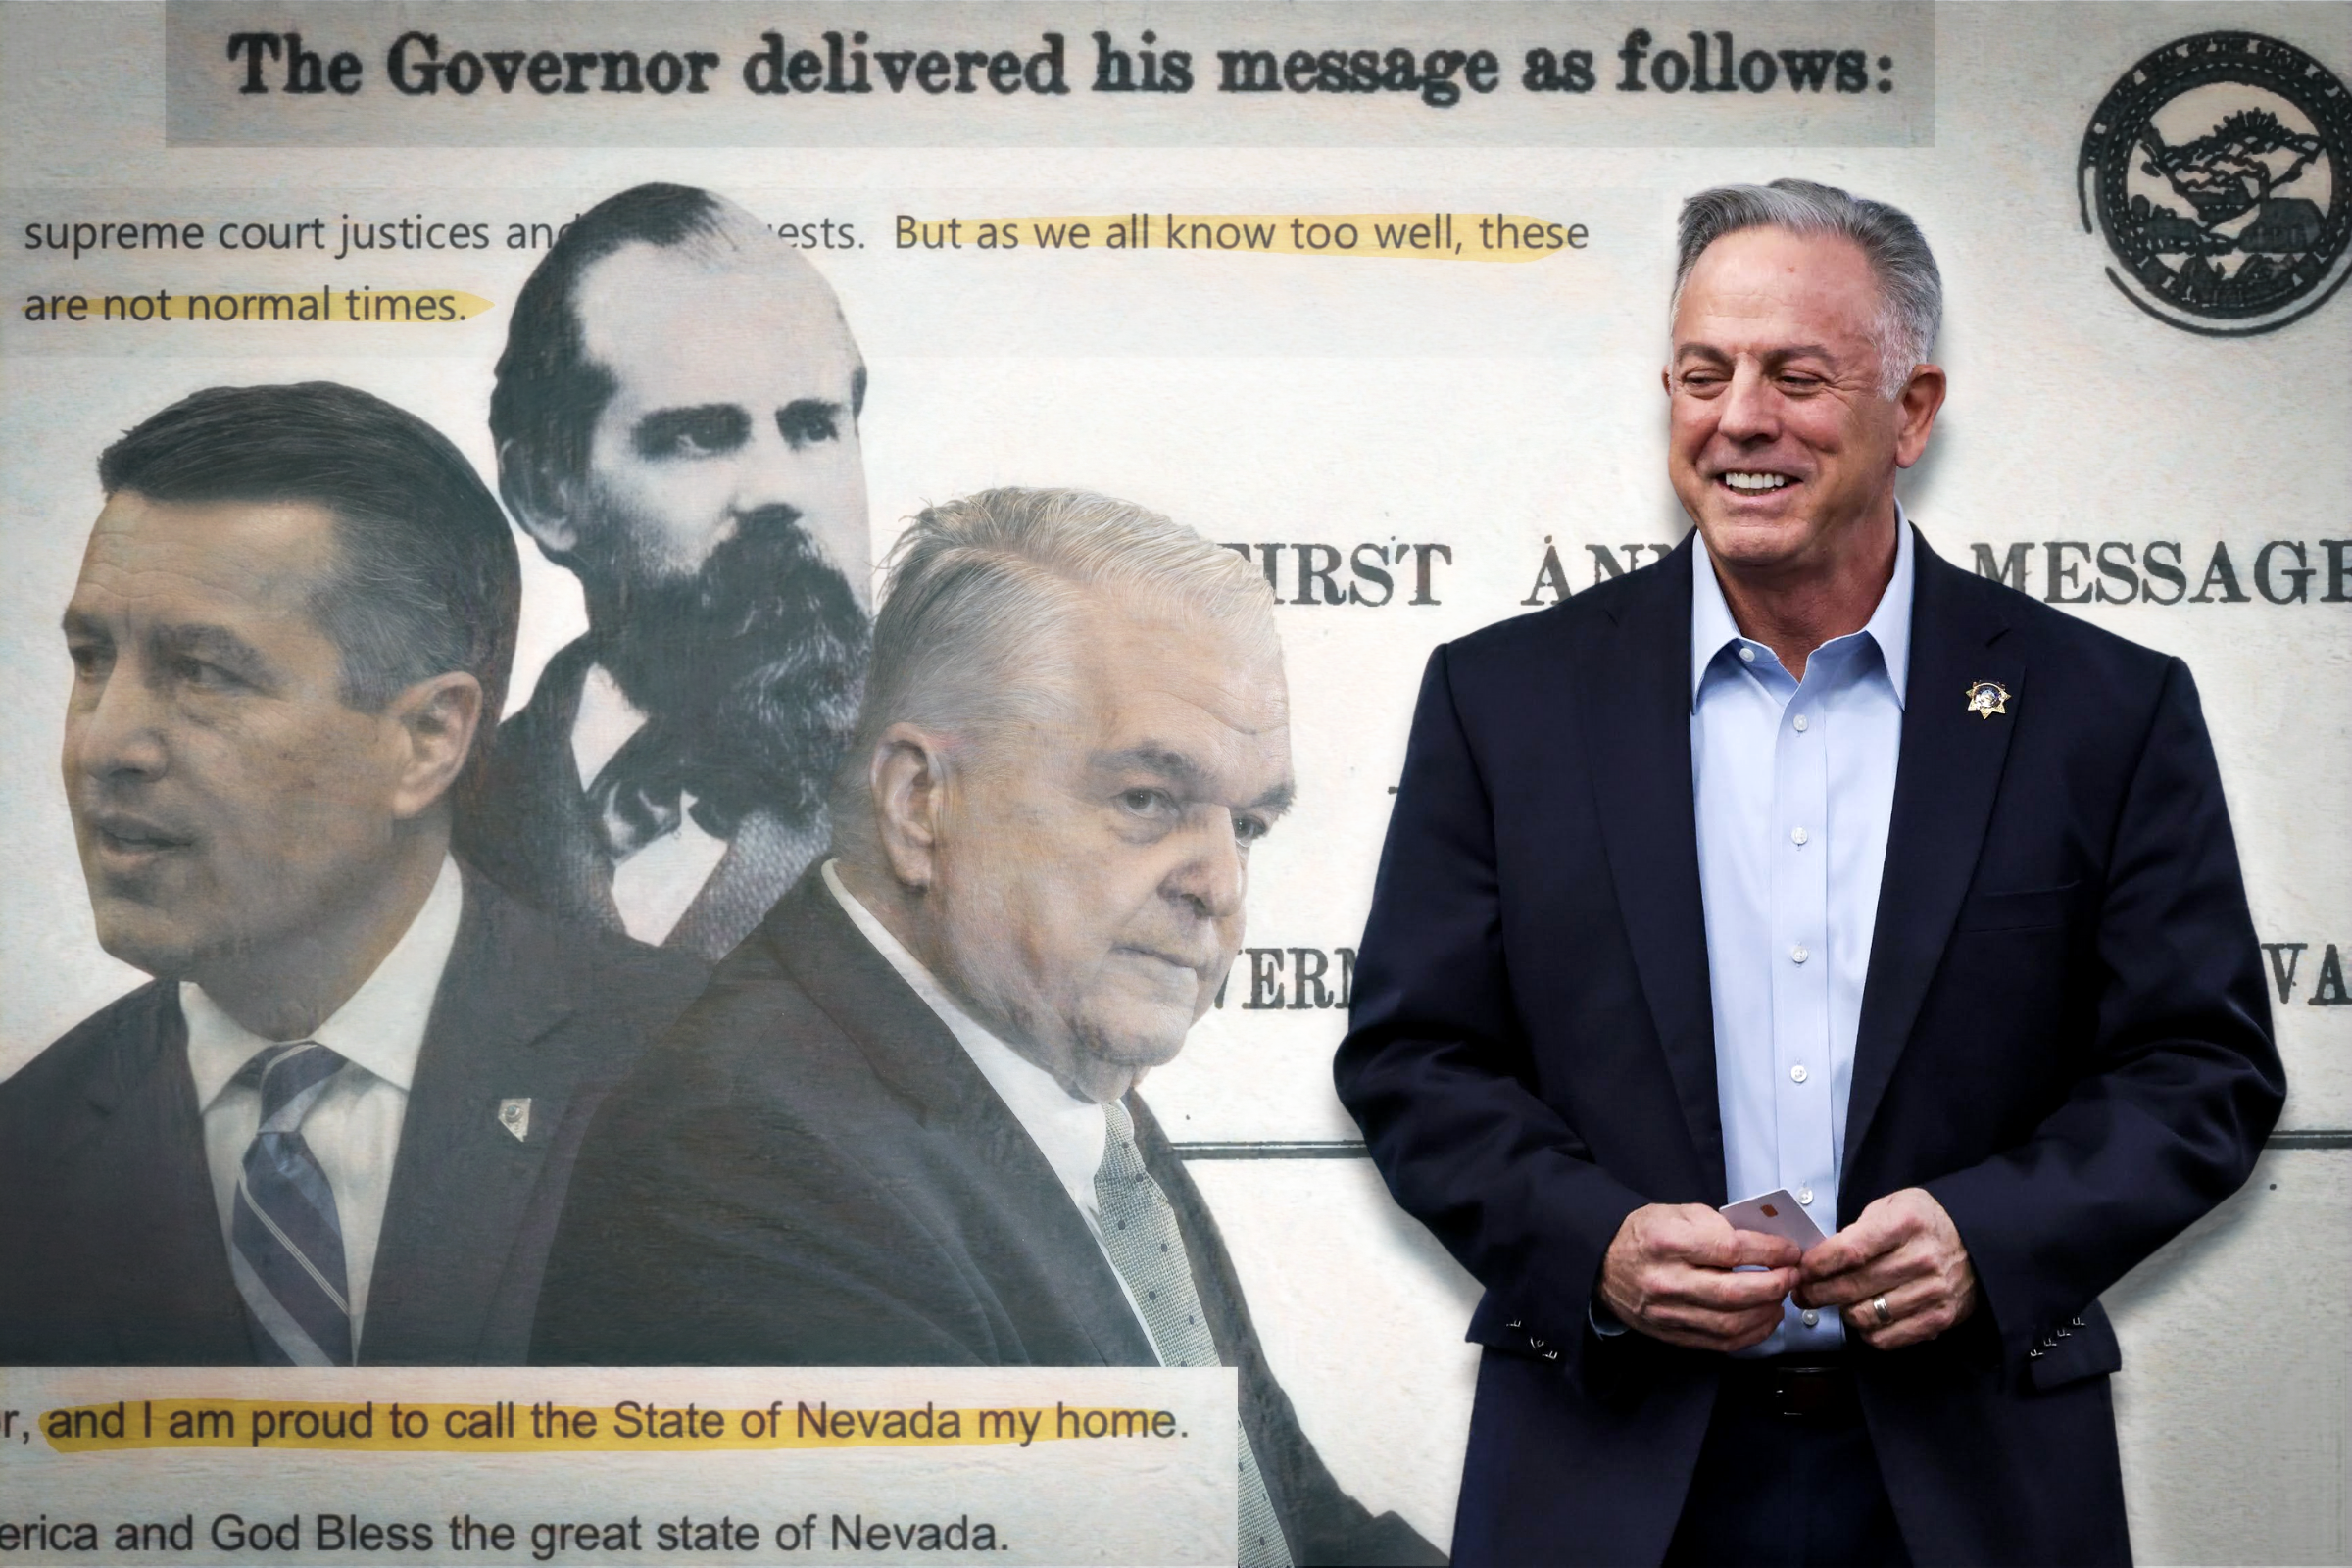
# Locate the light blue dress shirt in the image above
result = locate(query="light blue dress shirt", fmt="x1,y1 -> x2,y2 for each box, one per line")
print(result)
1691,516 -> 1913,1356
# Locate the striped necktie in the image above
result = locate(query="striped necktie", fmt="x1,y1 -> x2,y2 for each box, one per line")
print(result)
228,1041 -> 354,1367
1095,1100 -> 1294,1568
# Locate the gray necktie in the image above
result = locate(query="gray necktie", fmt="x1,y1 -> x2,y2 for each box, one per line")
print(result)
1095,1100 -> 1293,1568
228,1041 -> 353,1366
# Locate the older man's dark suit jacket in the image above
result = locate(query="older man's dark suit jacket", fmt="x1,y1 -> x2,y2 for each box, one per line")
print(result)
1334,530 -> 2284,1567
457,640 -> 624,935
0,869 -> 707,1365
534,872 -> 1444,1568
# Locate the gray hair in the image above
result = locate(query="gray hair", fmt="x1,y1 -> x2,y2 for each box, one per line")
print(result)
1672,178 -> 1942,397
830,486 -> 1276,837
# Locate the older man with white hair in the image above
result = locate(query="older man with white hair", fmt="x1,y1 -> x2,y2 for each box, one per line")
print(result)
536,488 -> 1443,1568
1339,179 -> 2281,1565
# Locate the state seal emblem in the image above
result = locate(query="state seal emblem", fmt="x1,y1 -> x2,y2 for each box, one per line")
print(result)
2079,31 -> 2352,335
1965,680 -> 2011,720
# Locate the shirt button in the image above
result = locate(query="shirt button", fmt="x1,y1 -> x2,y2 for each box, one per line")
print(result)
1801,1309 -> 1820,1328
1790,1063 -> 1809,1083
1792,714 -> 1810,732
1790,826 -> 1809,846
1790,944 -> 1809,963
1798,1187 -> 1815,1205
1739,645 -> 1757,663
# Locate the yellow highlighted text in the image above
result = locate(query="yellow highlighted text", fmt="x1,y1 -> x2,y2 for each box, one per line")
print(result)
44,1397 -> 1181,1453
894,212 -> 1586,261
20,288 -> 491,323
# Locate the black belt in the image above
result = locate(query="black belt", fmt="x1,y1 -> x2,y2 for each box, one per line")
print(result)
1719,1356 -> 1861,1421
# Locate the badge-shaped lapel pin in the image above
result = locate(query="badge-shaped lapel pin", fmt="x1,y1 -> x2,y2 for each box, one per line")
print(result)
1965,679 -> 2011,720
497,1098 -> 531,1143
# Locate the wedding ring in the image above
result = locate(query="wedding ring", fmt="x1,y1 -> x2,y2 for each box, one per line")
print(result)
1872,1295 -> 1891,1326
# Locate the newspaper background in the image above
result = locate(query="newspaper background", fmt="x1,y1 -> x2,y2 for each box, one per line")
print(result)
2,3 -> 2345,1559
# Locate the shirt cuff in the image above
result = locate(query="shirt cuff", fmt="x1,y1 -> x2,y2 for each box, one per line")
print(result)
1589,1297 -> 1630,1338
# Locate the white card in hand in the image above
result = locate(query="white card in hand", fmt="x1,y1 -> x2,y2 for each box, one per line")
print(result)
1720,1188 -> 1827,1249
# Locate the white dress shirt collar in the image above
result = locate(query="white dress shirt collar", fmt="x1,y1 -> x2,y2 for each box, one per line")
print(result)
1690,503 -> 1916,710
565,659 -> 729,947
183,854 -> 466,1107
569,661 -> 646,791
820,859 -> 1109,1220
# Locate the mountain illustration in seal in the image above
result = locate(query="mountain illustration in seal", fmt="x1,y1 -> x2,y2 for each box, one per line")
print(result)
2239,197 -> 2325,252
2082,30 -> 2352,332
2130,194 -> 2229,254
2137,107 -> 2326,235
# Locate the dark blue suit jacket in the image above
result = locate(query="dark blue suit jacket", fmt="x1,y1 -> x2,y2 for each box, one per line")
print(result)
0,870 -> 707,1365
1335,532 -> 2283,1566
534,871 -> 1444,1567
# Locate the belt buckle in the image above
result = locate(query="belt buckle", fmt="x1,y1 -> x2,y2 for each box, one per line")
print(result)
1770,1362 -> 1844,1419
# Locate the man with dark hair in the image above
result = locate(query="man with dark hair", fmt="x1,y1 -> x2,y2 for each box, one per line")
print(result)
459,181 -> 873,961
0,382 -> 705,1366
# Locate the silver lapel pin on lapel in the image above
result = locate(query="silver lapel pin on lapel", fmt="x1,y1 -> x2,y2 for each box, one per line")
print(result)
1964,679 -> 2011,720
497,1098 -> 531,1143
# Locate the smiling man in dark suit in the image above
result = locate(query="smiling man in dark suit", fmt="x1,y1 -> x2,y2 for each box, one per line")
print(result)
538,488 -> 1440,1567
0,382 -> 705,1366
1337,180 -> 2284,1566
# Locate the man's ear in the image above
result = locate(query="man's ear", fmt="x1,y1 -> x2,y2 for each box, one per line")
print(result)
497,439 -> 581,555
869,722 -> 953,892
385,671 -> 485,821
1893,363 -> 1948,469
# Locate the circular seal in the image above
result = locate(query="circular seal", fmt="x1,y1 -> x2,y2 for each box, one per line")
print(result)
2079,31 -> 2351,335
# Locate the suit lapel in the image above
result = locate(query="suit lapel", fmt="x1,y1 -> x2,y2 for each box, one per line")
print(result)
764,874 -> 1158,1367
65,988 -> 254,1363
1842,541 -> 2024,1189
663,808 -> 824,962
363,877 -> 577,1363
461,639 -> 623,933
1577,541 -> 1726,1197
